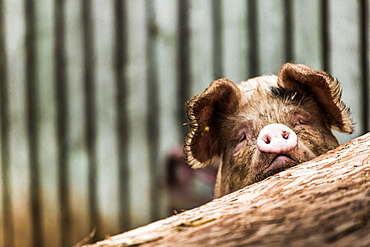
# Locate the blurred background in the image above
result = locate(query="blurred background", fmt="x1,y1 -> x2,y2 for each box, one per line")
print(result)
0,0 -> 369,246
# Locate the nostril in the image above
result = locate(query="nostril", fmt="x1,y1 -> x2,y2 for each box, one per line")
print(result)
282,131 -> 289,140
265,136 -> 271,144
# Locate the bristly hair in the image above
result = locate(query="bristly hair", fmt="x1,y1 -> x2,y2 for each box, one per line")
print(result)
270,86 -> 308,105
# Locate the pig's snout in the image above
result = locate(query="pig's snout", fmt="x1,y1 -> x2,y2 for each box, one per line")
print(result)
257,124 -> 298,153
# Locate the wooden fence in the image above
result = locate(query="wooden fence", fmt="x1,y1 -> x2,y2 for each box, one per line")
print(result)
0,0 -> 369,246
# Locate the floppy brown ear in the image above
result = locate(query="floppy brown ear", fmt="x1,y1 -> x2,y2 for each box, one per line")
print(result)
184,78 -> 241,169
277,63 -> 354,133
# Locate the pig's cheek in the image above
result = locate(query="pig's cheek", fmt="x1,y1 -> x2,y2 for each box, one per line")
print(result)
233,144 -> 257,169
296,127 -> 332,157
292,141 -> 316,162
233,145 -> 249,164
235,141 -> 246,153
250,150 -> 268,175
278,138 -> 316,163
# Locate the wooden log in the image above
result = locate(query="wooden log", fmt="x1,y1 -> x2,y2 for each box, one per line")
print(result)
85,132 -> 370,246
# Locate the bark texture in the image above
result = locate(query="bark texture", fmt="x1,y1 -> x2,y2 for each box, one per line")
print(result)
86,133 -> 370,247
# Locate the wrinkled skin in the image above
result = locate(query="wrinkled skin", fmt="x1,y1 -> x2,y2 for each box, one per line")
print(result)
185,63 -> 354,198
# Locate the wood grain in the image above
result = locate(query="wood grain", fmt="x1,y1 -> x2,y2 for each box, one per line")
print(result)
87,132 -> 370,246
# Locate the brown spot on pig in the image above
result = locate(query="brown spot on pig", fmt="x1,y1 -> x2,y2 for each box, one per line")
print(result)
184,63 -> 354,198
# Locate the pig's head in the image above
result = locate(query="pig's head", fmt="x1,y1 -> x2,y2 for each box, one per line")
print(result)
184,63 -> 354,198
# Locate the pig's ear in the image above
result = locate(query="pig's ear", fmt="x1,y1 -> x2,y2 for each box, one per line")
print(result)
184,78 -> 241,169
277,63 -> 354,133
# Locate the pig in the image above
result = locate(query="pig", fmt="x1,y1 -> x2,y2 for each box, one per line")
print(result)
184,63 -> 354,198
165,146 -> 218,213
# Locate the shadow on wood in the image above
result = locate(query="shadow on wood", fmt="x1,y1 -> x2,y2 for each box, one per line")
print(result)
85,133 -> 370,246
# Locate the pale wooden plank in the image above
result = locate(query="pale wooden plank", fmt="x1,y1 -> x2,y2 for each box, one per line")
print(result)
221,0 -> 249,82
126,0 -> 151,228
92,0 -> 120,235
85,132 -> 370,247
328,0 -> 363,144
65,0 -> 91,244
152,0 -> 181,218
34,0 -> 62,246
292,0 -> 323,69
189,0 -> 214,96
4,0 -> 32,246
257,0 -> 286,74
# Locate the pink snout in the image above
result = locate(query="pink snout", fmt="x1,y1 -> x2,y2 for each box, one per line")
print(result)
257,123 -> 298,153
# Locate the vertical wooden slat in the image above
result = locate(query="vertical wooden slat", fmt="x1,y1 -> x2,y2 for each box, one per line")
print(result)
126,0 -> 151,228
257,0 -> 286,74
248,0 -> 260,77
212,0 -> 223,79
360,0 -> 370,133
152,0 -> 181,219
189,0 -> 214,95
177,0 -> 190,135
54,0 -> 69,246
113,0 -> 131,232
24,0 -> 44,245
65,0 -> 91,244
321,0 -> 330,72
81,0 -> 100,242
92,0 -> 120,236
0,0 -> 13,245
146,0 -> 161,222
221,0 -> 249,82
292,0 -> 323,69
284,0 -> 293,62
328,0 -> 363,144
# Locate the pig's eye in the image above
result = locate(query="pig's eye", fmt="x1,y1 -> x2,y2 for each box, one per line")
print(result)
235,128 -> 250,152
293,113 -> 309,126
235,133 -> 248,153
239,134 -> 247,143
298,118 -> 306,125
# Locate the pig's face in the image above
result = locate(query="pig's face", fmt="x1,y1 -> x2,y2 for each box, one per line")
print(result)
184,63 -> 354,198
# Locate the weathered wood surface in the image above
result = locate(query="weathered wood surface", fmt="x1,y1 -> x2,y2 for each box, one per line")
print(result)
86,132 -> 370,247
